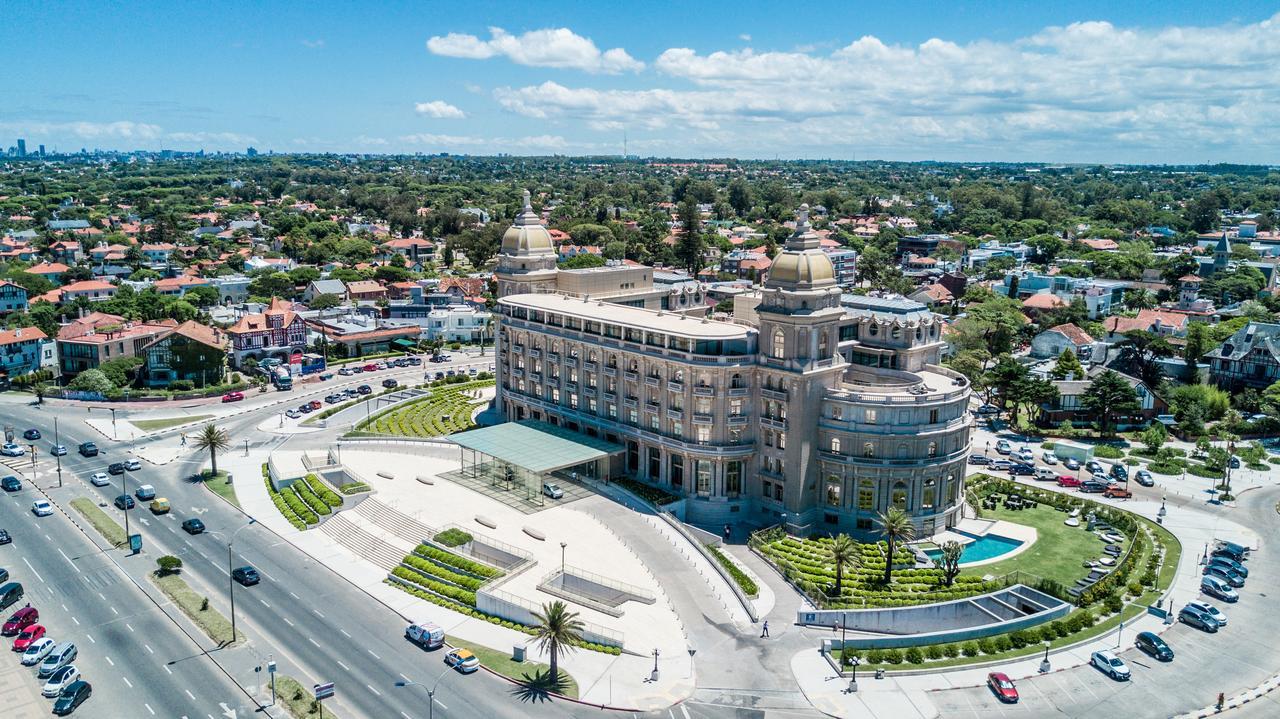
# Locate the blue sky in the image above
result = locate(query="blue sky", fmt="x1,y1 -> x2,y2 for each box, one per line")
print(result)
4,1 -> 1279,162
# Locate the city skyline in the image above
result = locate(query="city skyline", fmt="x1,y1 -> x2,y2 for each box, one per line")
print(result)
3,1 -> 1279,163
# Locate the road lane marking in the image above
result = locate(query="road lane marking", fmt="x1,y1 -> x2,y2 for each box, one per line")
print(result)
165,666 -> 173,675
366,684 -> 381,696
105,656 -> 114,666
312,609 -> 324,618
145,644 -> 154,654
21,557 -> 45,582
401,713 -> 411,719
122,676 -> 133,688
72,616 -> 80,626
337,660 -> 350,671
399,673 -> 410,682
145,703 -> 155,716
111,606 -> 119,615
283,617 -> 294,627
97,592 -> 106,601
61,603 -> 68,612
126,623 -> 134,632
259,599 -> 270,608
186,689 -> 196,700
56,547 -> 81,573
85,633 -> 95,643
289,591 -> 299,600
368,649 -> 380,659
339,629 -> 351,638
308,637 -> 320,648
434,698 -> 447,710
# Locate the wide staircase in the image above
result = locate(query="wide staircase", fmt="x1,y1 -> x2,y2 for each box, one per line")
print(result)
319,513 -> 406,571
352,498 -> 437,546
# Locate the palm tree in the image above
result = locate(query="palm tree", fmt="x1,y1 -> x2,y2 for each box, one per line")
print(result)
193,422 -> 232,475
876,508 -> 917,585
827,533 -> 860,597
32,382 -> 48,405
531,600 -> 584,685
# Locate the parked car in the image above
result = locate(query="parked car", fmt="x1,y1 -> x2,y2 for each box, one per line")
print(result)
124,459 -> 142,471
542,482 -> 564,499
1201,575 -> 1239,602
42,665 -> 81,697
1103,486 -> 1133,499
232,566 -> 260,586
987,672 -> 1019,703
1,476 -> 20,492
1090,650 -> 1130,680
382,378 -> 399,389
1041,452 -> 1058,465
975,404 -> 1000,415
319,373 -> 334,381
1208,556 -> 1248,579
406,356 -> 422,365
52,679 -> 92,715
968,454 -> 990,466
1135,470 -> 1154,487
1034,467 -> 1057,481
1229,455 -> 1240,469
1203,564 -> 1245,588
1008,463 -> 1035,476
444,648 -> 480,673
308,400 -> 322,411
298,404 -> 313,414
1178,607 -> 1220,633
350,366 -> 363,374
37,642 -> 77,678
405,622 -> 445,650
1063,457 -> 1081,471
2,606 -> 39,635
13,623 -> 46,651
357,385 -> 372,395
31,500 -> 53,517
181,518 -> 206,535
337,367 -> 353,376
363,364 -> 378,372
1015,448 -> 1035,463
78,443 -> 98,457
1085,460 -> 1104,475
0,443 -> 26,457
1056,475 -> 1081,488
22,429 -> 40,441
20,637 -> 55,665
1135,631 -> 1174,660
107,462 -> 126,475
1213,541 -> 1250,562
1080,480 -> 1108,494
113,495 -> 135,510
221,391 -> 245,403
0,529 -> 10,545
50,444 -> 67,457
1185,601 -> 1227,626
990,459 -> 1013,471
1110,464 -> 1128,480
285,409 -> 302,419
325,395 -> 342,404
995,440 -> 1012,455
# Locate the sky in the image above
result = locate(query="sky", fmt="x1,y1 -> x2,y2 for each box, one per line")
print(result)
4,1 -> 1280,163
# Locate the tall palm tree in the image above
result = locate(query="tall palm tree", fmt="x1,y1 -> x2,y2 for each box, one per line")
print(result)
876,508 -> 917,585
193,422 -> 232,475
531,600 -> 584,685
827,533 -> 860,597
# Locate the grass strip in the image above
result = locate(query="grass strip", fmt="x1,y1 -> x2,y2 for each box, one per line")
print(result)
199,470 -> 240,509
446,636 -> 579,699
148,572 -> 244,645
273,675 -> 341,719
70,497 -> 126,547
133,414 -> 212,432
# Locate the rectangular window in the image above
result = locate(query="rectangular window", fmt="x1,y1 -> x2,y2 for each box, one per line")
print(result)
696,461 -> 712,495
865,408 -> 876,424
649,414 -> 659,430
696,425 -> 710,444
648,447 -> 661,480
607,403 -> 616,419
696,397 -> 711,414
670,455 -> 684,489
778,432 -> 786,449
730,398 -> 743,416
628,408 -> 638,425
761,480 -> 771,497
929,408 -> 939,424
726,461 -> 741,496
773,483 -> 784,501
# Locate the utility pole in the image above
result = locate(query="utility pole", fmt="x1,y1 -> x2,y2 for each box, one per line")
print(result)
54,417 -> 62,487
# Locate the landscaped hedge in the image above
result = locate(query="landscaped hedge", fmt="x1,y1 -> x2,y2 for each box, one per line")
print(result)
353,380 -> 493,437
304,474 -> 343,508
414,543 -> 503,579
706,544 -> 758,597
403,554 -> 485,591
1093,445 -> 1125,459
261,464 -> 308,530
293,481 -> 332,516
392,566 -> 479,605
339,482 -> 371,495
434,528 -> 473,547
613,477 -> 679,506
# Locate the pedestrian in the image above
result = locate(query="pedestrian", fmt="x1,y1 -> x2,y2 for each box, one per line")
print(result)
1217,692 -> 1225,710
723,524 -> 731,542
760,620 -> 770,638
180,434 -> 187,447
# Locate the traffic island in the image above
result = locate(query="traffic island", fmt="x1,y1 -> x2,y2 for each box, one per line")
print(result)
69,497 -> 126,547
197,469 -> 239,508
148,571 -> 246,646
273,675 -> 342,719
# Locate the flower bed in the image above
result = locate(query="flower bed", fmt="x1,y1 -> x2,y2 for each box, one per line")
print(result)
293,481 -> 332,516
262,465 -> 310,530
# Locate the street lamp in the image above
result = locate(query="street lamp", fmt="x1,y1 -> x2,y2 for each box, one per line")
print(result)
54,417 -> 62,488
396,666 -> 454,719
559,541 -> 567,577
847,656 -> 860,693
651,648 -> 660,682
215,518 -> 257,644
1040,640 -> 1051,673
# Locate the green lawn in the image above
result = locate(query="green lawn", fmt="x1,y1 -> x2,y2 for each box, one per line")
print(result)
966,503 -> 1128,587
273,675 -> 341,719
447,637 -> 579,699
199,470 -> 239,508
149,571 -> 244,646
132,414 -> 212,432
70,497 -> 126,547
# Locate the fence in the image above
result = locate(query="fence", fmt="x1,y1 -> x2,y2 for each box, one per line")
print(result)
476,587 -> 624,649
535,563 -> 656,618
658,509 -> 759,622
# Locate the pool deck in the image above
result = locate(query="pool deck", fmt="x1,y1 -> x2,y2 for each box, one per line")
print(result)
918,518 -> 1038,568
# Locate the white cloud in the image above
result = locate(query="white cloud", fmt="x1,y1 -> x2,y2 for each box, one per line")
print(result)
0,120 -> 164,141
167,131 -> 257,146
300,39 -> 325,49
414,100 -> 467,119
400,132 -> 571,153
427,27 -> 642,74
739,34 -> 751,42
489,12 -> 1280,161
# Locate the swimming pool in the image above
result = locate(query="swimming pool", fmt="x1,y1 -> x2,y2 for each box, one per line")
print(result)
924,530 -> 1024,565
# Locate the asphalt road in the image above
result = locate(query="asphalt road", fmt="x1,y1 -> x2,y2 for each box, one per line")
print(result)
0,471 -> 256,719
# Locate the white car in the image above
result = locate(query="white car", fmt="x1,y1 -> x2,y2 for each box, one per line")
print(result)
1015,448 -> 1035,463
1091,650 -> 1130,680
0,443 -> 26,457
42,665 -> 80,697
124,459 -> 142,471
1185,600 -> 1227,626
542,482 -> 564,499
89,472 -> 111,487
50,444 -> 67,457
285,409 -> 302,419
21,637 -> 56,665
1042,452 -> 1058,465
32,499 -> 54,517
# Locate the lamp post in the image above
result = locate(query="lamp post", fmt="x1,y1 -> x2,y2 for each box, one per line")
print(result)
395,666 -> 454,719
1040,640 -> 1051,673
651,648 -> 660,682
559,541 -> 567,577
847,656 -> 860,693
54,417 -> 62,488
215,518 -> 257,644
122,469 -> 131,546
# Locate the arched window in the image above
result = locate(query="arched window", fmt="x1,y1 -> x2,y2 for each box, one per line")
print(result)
863,442 -> 874,458
673,369 -> 684,382
629,359 -> 638,372
892,482 -> 908,510
772,329 -> 786,359
818,331 -> 829,357
826,481 -> 842,507
928,441 -> 937,457
869,323 -> 878,337
831,437 -> 841,453
922,479 -> 936,511
731,373 -> 745,389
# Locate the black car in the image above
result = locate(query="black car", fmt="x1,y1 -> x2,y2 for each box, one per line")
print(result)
1179,607 -> 1220,632
1110,464 -> 1128,480
1229,456 -> 1240,469
1008,463 -> 1035,476
52,679 -> 92,715
1135,631 -> 1174,661
968,454 -> 990,465
357,384 -> 372,395
381,378 -> 398,389
298,404 -> 314,414
1080,480 -> 1109,493
1213,542 -> 1250,562
232,566 -> 261,586
78,442 -> 99,457
114,495 -> 135,510
181,518 -> 206,535
0,476 -> 20,492
0,528 -> 11,545
22,429 -> 40,441
107,462 -> 126,475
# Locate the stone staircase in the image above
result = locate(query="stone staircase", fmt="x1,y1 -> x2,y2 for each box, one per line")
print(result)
319,513 -> 406,571
353,498 -> 437,546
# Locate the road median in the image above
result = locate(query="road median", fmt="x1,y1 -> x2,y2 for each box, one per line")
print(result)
148,571 -> 245,646
273,675 -> 342,719
69,497 -> 126,547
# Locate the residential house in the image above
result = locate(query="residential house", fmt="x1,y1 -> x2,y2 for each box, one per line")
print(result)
47,219 -> 90,231
345,280 -> 387,302
1039,368 -> 1166,429
557,244 -> 603,261
0,281 -> 29,314
419,305 -> 490,343
56,313 -> 178,376
0,327 -> 48,389
47,280 -> 118,304
26,262 -> 70,287
1205,321 -> 1280,390
140,243 -> 176,263
154,275 -> 213,296
908,283 -> 955,308
139,320 -> 227,388
1102,309 -> 1190,341
89,242 -> 130,263
1020,292 -> 1066,319
245,256 -> 297,272
305,313 -> 421,356
381,237 -> 435,264
211,275 -> 252,305
225,297 -> 309,368
720,250 -> 772,281
302,279 -> 348,303
1030,323 -> 1096,360
437,277 -> 488,302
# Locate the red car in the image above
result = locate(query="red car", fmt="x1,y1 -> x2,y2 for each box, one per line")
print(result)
1056,475 -> 1082,488
221,391 -> 245,403
363,363 -> 378,372
1,606 -> 38,636
12,623 -> 44,651
987,671 -> 1019,703
307,400 -> 322,411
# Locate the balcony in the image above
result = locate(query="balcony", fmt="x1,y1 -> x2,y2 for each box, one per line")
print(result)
646,401 -> 661,412
761,416 -> 787,430
511,368 -> 525,378
667,380 -> 685,393
692,413 -> 714,424
761,387 -> 788,401
644,376 -> 660,387
565,382 -> 578,392
530,373 -> 542,383
603,392 -> 616,402
527,348 -> 541,359
759,468 -> 785,481
692,385 -> 715,397
583,361 -> 598,372
727,415 -> 749,426
624,371 -> 639,382
604,366 -> 618,377
547,352 -> 560,363
667,408 -> 685,420
563,355 -> 579,367
513,345 -> 524,354
727,386 -> 750,397
623,397 -> 638,409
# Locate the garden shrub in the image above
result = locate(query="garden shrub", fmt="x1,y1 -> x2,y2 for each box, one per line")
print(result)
905,647 -> 924,664
882,648 -> 903,664
866,649 -> 884,664
1094,445 -> 1124,459
942,643 -> 960,658
977,638 -> 997,655
961,642 -> 980,657
434,528 -> 473,547
995,635 -> 1014,652
925,645 -> 944,660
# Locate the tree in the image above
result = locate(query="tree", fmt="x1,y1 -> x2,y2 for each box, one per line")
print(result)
308,293 -> 343,310
1185,193 -> 1221,233
1011,376 -> 1058,426
1261,380 -> 1280,418
1123,288 -> 1157,311
1116,330 -> 1173,387
155,555 -> 183,576
559,253 -> 606,270
827,534 -> 860,597
985,355 -> 1029,417
1141,423 -> 1168,454
193,422 -> 232,475
727,179 -> 752,217
531,600 -> 583,685
68,369 -> 114,395
184,285 -> 221,307
1184,322 -> 1210,375
247,271 -> 295,299
937,541 -> 963,587
675,197 -> 705,274
32,382 -> 49,404
1080,370 -> 1140,436
99,356 -> 144,388
876,508 -> 916,585
952,295 -> 1025,355
1050,348 -> 1085,380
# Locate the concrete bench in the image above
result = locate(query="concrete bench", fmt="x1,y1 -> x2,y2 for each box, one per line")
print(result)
475,515 -> 497,529
522,526 -> 545,541
377,472 -> 395,480
416,476 -> 434,485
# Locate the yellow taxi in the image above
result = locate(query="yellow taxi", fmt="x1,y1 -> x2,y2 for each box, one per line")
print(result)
149,498 -> 171,514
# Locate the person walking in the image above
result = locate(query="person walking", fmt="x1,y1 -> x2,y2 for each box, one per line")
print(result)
180,434 -> 187,447
760,620 -> 770,638
723,524 -> 732,542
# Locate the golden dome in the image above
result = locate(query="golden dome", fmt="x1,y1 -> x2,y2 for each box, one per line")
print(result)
769,250 -> 836,285
501,189 -> 555,256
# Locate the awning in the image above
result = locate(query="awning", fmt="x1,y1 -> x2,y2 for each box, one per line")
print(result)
393,338 -> 418,349
450,420 -> 623,474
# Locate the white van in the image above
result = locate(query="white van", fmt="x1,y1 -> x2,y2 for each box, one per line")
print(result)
405,622 -> 444,650
135,484 -> 157,501
1035,467 -> 1057,481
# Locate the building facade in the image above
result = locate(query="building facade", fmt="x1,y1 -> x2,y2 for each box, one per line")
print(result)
1206,322 -> 1280,390
493,198 -> 970,538
0,327 -> 49,387
139,321 -> 227,388
225,298 -> 308,368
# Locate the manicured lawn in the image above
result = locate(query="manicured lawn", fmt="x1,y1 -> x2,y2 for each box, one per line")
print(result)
273,675 -> 341,719
199,470 -> 239,508
149,571 -> 244,646
967,503 -> 1128,587
446,636 -> 579,699
133,414 -> 212,432
70,497 -> 126,547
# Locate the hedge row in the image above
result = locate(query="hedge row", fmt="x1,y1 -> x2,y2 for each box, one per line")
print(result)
339,482 -> 371,495
434,528 -> 473,547
292,481 -> 332,516
261,464 -> 308,530
705,544 -> 758,596
414,543 -> 502,579
304,474 -> 344,508
393,566 -> 479,606
403,554 -> 485,591
849,610 -> 1099,666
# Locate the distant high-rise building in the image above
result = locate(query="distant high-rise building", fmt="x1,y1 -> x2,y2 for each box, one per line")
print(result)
16,139 -> 26,157
38,145 -> 45,157
246,146 -> 258,157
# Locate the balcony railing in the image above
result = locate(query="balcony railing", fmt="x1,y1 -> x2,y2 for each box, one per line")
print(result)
667,408 -> 684,420
692,413 -> 714,424
527,348 -> 541,359
604,366 -> 618,377
761,387 -> 788,401
624,370 -> 639,382
583,361 -> 598,372
727,386 -> 750,397
761,416 -> 787,430
667,380 -> 685,393
692,385 -> 715,396
727,415 -> 749,426
644,376 -> 660,387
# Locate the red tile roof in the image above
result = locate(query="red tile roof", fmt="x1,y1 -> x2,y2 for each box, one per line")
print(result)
0,327 -> 48,346
1047,323 -> 1094,345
